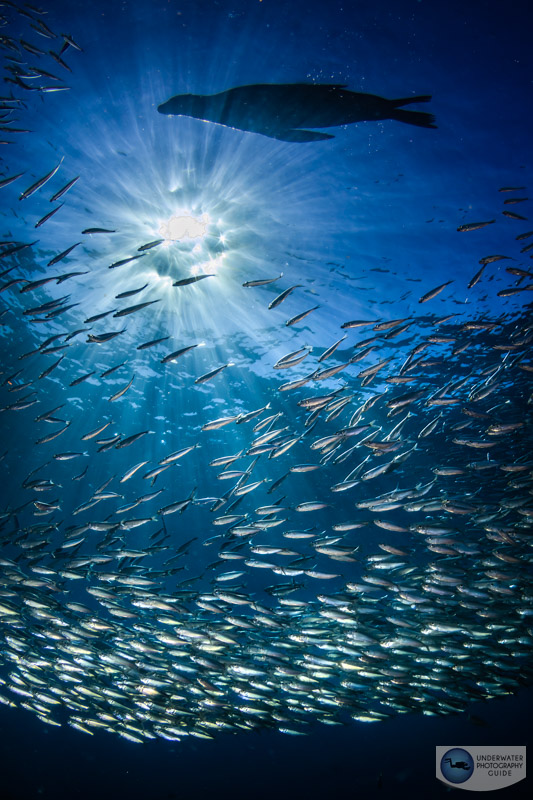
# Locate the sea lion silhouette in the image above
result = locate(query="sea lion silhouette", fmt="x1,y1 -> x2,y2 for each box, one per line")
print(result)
157,83 -> 436,142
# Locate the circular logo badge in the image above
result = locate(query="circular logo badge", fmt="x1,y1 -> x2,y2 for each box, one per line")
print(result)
440,748 -> 474,783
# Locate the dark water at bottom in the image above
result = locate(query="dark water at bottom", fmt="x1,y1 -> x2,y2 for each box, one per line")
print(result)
2,688 -> 532,800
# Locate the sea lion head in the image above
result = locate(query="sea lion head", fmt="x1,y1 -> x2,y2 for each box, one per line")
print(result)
157,93 -> 205,118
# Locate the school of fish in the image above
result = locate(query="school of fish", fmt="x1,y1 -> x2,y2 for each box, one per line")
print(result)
0,1 -> 532,744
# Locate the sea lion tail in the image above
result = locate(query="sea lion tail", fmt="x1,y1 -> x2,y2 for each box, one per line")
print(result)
391,95 -> 432,107
389,96 -> 436,129
390,108 -> 437,128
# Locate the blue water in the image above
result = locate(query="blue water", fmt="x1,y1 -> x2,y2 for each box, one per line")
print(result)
1,0 -> 532,798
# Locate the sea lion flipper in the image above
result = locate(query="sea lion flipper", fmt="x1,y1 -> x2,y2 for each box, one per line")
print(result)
388,96 -> 436,128
272,129 -> 335,142
391,95 -> 432,107
389,109 -> 437,129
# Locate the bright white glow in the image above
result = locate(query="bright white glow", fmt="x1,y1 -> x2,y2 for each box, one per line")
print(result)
190,252 -> 226,277
159,212 -> 209,241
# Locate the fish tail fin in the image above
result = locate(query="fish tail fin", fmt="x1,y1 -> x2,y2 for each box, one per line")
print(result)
390,108 -> 437,129
391,95 -> 432,107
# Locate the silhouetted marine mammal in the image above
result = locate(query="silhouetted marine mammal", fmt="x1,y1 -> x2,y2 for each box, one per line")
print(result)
157,83 -> 436,142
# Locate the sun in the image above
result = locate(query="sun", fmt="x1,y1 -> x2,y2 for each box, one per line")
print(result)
158,212 -> 210,242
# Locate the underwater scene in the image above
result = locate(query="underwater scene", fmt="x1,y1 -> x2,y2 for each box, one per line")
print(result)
0,0 -> 532,798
